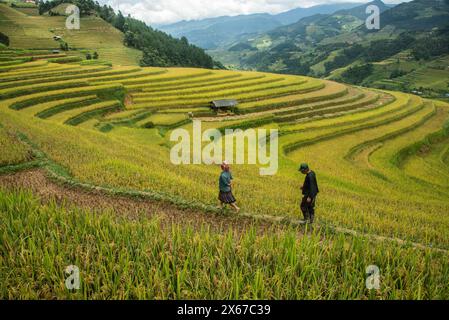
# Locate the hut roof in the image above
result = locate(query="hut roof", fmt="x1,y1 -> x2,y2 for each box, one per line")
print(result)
211,99 -> 238,108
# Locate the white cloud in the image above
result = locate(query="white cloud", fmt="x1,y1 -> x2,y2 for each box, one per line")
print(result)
103,0 -> 411,25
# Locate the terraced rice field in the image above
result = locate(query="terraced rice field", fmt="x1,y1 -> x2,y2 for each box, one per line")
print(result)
0,3 -> 142,65
370,54 -> 449,98
0,123 -> 31,166
1,48 -> 449,299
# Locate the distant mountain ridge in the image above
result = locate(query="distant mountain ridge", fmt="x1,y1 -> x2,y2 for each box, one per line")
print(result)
158,2 -> 365,49
265,0 -> 391,43
274,2 -> 382,25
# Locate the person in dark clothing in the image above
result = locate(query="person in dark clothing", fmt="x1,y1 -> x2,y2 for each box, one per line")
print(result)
218,161 -> 240,213
299,163 -> 319,224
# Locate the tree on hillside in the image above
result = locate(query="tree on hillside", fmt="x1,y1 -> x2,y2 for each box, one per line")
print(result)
140,48 -> 166,67
113,11 -> 126,32
340,64 -> 374,85
180,36 -> 189,46
411,30 -> 449,60
0,32 -> 9,47
124,30 -> 137,47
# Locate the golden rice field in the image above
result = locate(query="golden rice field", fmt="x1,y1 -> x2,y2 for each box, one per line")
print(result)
0,48 -> 449,299
0,3 -> 142,66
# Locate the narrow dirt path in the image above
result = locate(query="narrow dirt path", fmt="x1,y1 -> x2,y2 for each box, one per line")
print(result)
0,169 -> 289,236
1,168 -> 448,254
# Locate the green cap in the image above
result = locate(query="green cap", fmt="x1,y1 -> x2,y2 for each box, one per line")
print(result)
299,163 -> 309,171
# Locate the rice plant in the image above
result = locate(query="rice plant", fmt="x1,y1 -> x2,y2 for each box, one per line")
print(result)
0,51 -> 448,299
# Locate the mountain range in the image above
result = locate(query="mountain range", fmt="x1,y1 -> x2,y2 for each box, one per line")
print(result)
158,2 -> 369,50
204,0 -> 449,99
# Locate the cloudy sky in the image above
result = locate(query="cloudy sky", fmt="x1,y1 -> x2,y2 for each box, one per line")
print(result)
102,0 -> 412,26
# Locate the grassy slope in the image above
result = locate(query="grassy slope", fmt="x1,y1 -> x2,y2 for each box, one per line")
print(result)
0,3 -> 142,66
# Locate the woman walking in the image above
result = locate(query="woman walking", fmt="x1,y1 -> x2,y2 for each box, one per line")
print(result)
218,161 -> 240,212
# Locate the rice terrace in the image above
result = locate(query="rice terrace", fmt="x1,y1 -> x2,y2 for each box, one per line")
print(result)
0,0 -> 449,301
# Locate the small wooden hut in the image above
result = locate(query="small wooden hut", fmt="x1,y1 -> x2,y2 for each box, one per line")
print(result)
210,99 -> 238,113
